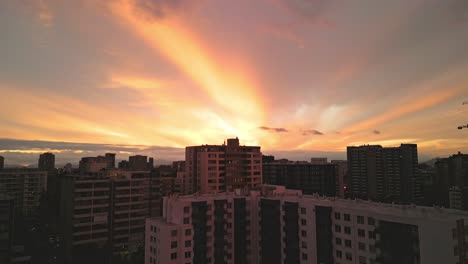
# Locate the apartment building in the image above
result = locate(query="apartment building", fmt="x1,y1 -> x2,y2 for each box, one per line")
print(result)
0,194 -> 14,263
184,138 -> 262,195
262,160 -> 337,196
146,185 -> 468,264
0,169 -> 47,218
59,169 -> 177,263
347,144 -> 422,204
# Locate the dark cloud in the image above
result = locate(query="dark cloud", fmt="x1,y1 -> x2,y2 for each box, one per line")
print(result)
0,139 -> 184,167
258,126 -> 288,133
302,129 -> 324,136
372,130 -> 381,135
135,0 -> 202,20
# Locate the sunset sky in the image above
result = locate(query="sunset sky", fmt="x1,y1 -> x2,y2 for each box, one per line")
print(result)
1,0 -> 467,165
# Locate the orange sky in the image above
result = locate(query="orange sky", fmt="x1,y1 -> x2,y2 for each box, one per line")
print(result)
0,0 -> 467,164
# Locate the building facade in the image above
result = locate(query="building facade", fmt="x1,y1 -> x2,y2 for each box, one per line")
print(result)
434,153 -> 468,209
146,185 -> 468,264
0,156 -> 4,169
59,168 -> 180,263
347,144 -> 422,204
0,169 -> 47,218
262,161 -> 337,196
0,194 -> 14,263
184,138 -> 262,195
38,152 -> 55,171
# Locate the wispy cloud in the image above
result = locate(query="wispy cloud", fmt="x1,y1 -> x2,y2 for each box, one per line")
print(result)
302,129 -> 324,136
259,126 -> 288,133
372,130 -> 381,135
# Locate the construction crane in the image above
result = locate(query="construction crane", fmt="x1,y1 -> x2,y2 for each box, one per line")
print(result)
459,101 -> 468,129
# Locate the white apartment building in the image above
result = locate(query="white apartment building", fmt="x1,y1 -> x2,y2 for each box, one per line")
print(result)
146,185 -> 468,264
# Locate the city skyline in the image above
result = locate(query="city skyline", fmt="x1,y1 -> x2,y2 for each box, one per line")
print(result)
1,0 -> 468,165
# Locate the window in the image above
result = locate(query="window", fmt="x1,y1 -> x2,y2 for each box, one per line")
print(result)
357,216 -> 364,224
301,207 -> 306,214
345,252 -> 352,261
344,214 -> 350,221
344,226 -> 351,235
335,212 -> 341,220
302,253 -> 308,260
359,242 -> 366,251
336,250 -> 342,258
359,256 -> 367,264
184,206 -> 190,213
335,225 -> 341,233
301,241 -> 307,249
368,230 -> 376,239
185,229 -> 191,236
184,217 -> 190,224
369,245 -> 375,253
358,229 -> 365,237
171,241 -> 178,248
301,230 -> 307,237
171,253 -> 177,260
185,240 -> 191,247
185,251 -> 191,258
227,203 -> 232,208
368,217 -> 375,226
335,237 -> 342,245
345,240 -> 352,248
171,230 -> 178,237
301,219 -> 307,225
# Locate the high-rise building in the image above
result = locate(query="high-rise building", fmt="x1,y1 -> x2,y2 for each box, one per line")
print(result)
263,160 -> 337,196
347,144 -> 421,204
39,152 -> 55,171
0,169 -> 47,218
0,194 -> 14,263
105,153 -> 116,169
434,153 -> 468,209
58,168 -> 180,264
147,185 -> 468,264
0,156 -> 4,169
184,138 -> 262,195
331,160 -> 348,198
129,155 -> 149,171
79,156 -> 110,174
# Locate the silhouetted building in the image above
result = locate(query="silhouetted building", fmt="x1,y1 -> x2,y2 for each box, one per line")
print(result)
148,157 -> 154,170
262,155 -> 275,163
347,144 -> 422,204
146,185 -> 468,264
0,156 -> 4,169
118,160 -> 129,169
310,157 -> 328,164
38,152 -> 55,171
129,155 -> 148,170
58,168 -> 181,263
263,161 -> 337,196
0,194 -> 14,263
105,153 -> 116,169
79,156 -> 110,174
331,160 -> 348,198
0,169 -> 47,218
184,137 -> 262,195
434,153 -> 468,209
60,171 -> 152,263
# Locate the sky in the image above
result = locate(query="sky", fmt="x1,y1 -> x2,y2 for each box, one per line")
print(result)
0,0 -> 467,166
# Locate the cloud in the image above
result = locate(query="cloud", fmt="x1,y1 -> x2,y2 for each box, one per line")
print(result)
135,0 -> 203,20
259,126 -> 288,133
0,138 -> 185,166
373,130 -> 381,134
302,129 -> 324,136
